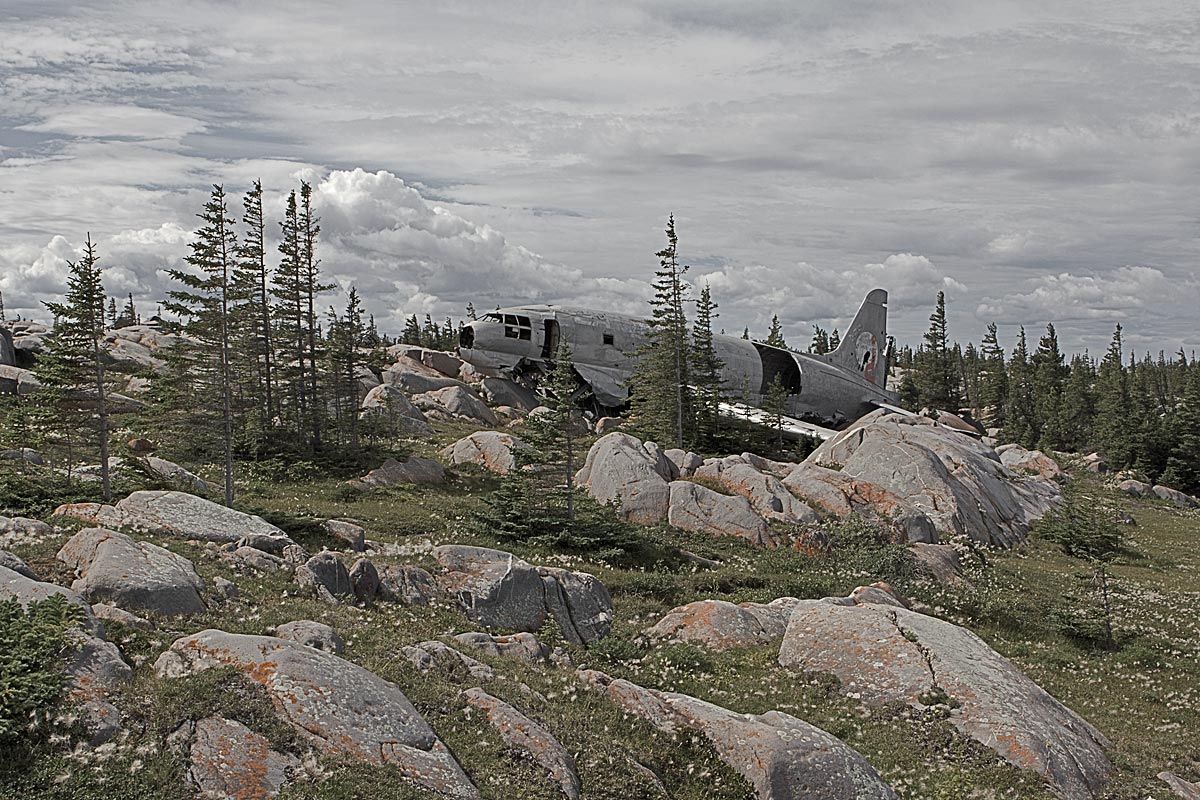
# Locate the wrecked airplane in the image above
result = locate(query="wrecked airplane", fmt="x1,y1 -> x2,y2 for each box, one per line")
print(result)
457,289 -> 902,438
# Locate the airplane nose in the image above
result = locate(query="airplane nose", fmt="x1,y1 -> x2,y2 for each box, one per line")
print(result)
459,324 -> 475,350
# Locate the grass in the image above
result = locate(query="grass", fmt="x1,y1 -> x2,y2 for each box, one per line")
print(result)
0,441 -> 1198,799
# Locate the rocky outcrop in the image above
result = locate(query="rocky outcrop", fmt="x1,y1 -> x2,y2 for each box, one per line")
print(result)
58,527 -> 205,617
52,502 -> 139,531
416,385 -> 498,426
155,630 -> 479,798
693,459 -> 818,525
349,557 -> 380,602
454,631 -> 550,664
179,715 -> 300,800
463,688 -> 580,799
0,548 -> 38,579
432,545 -> 612,644
382,355 -> 469,395
575,433 -> 673,524
644,597 -> 801,649
783,462 -> 939,543
386,346 -> 464,379
0,515 -> 55,548
440,431 -> 529,474
348,457 -> 445,489
103,325 -> 183,370
0,364 -> 42,395
667,481 -> 778,548
274,620 -> 345,654
581,670 -> 897,800
359,384 -> 435,436
805,411 -> 1061,547
778,597 -> 1111,799
1117,479 -> 1152,497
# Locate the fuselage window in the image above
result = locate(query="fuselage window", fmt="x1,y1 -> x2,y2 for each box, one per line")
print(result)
603,332 -> 614,346
504,314 -> 533,341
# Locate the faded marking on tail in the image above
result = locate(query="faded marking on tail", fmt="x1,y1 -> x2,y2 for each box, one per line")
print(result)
829,289 -> 888,386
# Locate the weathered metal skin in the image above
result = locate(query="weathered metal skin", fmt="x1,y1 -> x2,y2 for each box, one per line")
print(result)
458,289 -> 899,427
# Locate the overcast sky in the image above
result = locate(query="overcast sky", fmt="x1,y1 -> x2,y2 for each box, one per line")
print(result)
1,0 -> 1197,355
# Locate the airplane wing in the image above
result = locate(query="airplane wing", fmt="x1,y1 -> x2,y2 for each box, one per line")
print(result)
871,400 -> 916,417
717,401 -> 839,441
573,363 -> 630,407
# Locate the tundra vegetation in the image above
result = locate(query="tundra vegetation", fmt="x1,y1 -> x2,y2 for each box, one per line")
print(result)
0,200 -> 1197,800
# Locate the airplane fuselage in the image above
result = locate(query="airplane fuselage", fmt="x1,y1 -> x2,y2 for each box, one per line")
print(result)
458,301 -> 900,427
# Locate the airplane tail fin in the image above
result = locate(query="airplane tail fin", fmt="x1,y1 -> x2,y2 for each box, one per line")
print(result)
828,288 -> 888,386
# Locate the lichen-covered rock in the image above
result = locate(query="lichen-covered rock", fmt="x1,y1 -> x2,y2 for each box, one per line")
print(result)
580,670 -> 897,800
997,445 -> 1065,482
359,384 -> 436,436
113,491 -> 294,544
92,602 -> 152,630
433,545 -> 547,632
185,716 -> 299,799
382,356 -> 469,395
1152,484 -> 1199,508
454,632 -> 550,664
403,640 -> 496,682
1117,479 -> 1152,497
804,411 -> 1060,547
58,527 -> 205,617
575,433 -> 672,524
667,481 -> 778,548
0,515 -> 55,549
433,546 -> 613,643
538,566 -> 613,645
349,557 -> 381,602
221,546 -> 288,574
0,566 -> 132,743
295,552 -> 353,602
782,463 -> 938,543
644,598 -> 801,649
440,431 -> 529,474
378,564 -> 439,605
51,502 -> 139,532
349,457 -> 445,489
778,600 -> 1111,798
275,620 -> 344,654
323,519 -> 366,551
663,448 -> 703,477
463,688 -> 580,799
155,630 -> 479,798
693,460 -> 818,525
909,543 -> 967,586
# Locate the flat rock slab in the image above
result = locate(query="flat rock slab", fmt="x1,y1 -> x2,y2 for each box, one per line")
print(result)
667,481 -> 778,548
778,600 -> 1111,799
58,527 -> 205,617
188,716 -> 299,800
581,670 -> 897,800
644,598 -> 801,650
155,630 -> 479,799
439,431 -> 529,474
349,457 -> 445,489
114,491 -> 294,544
454,632 -> 549,664
433,545 -> 612,644
463,688 -> 580,800
694,459 -> 817,525
275,620 -> 344,654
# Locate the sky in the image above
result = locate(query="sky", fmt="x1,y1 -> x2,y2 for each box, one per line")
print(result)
1,0 -> 1198,355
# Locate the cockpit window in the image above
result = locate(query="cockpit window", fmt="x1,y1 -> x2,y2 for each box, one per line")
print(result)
503,314 -> 533,341
483,313 -> 502,323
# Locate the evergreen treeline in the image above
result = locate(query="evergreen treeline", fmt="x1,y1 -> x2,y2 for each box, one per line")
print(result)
896,296 -> 1200,494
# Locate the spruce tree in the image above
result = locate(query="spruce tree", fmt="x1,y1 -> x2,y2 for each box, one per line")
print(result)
298,181 -> 330,449
272,189 -> 308,443
1057,355 -> 1096,452
1032,323 -> 1067,450
979,323 -> 1008,428
327,288 -> 365,450
523,339 -> 587,531
234,179 -> 276,430
763,374 -> 788,454
690,283 -> 724,450
38,235 -> 113,499
1094,325 -> 1133,467
164,185 -> 239,504
829,328 -> 840,351
630,215 -> 691,449
913,291 -> 958,410
401,315 -> 422,346
764,314 -> 787,348
106,298 -> 118,329
809,326 -> 830,355
1160,367 -> 1200,494
1003,327 -> 1037,447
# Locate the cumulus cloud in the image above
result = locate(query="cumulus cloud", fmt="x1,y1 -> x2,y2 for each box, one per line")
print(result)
975,266 -> 1188,323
